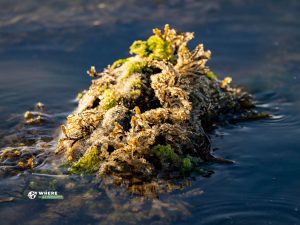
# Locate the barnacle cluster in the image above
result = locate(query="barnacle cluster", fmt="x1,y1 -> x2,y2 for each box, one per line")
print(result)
56,25 -> 262,182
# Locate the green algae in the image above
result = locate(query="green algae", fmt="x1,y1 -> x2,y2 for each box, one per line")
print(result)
98,86 -> 108,94
150,144 -> 180,164
130,35 -> 173,61
206,71 -> 217,80
111,58 -> 130,69
130,90 -> 141,98
131,79 -> 142,89
69,146 -> 101,174
113,29 -> 175,79
181,158 -> 193,172
125,60 -> 150,78
100,89 -> 119,110
150,145 -> 199,172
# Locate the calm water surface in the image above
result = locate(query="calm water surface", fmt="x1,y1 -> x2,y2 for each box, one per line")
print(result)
0,1 -> 300,224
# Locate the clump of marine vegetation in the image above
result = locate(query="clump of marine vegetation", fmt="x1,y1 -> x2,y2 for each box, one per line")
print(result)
56,25 -> 267,189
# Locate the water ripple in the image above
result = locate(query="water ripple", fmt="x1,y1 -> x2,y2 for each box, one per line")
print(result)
193,198 -> 300,225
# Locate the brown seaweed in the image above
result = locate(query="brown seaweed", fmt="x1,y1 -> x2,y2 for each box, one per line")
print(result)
55,25 -> 264,183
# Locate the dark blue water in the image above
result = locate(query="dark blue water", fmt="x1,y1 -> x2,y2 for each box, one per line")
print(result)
0,1 -> 300,224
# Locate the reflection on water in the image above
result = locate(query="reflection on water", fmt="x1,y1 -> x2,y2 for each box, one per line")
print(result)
0,0 -> 300,224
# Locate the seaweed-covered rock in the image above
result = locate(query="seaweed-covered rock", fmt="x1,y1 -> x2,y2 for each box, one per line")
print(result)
56,25 -> 262,180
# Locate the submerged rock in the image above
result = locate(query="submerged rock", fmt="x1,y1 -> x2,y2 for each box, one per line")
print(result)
56,25 -> 265,181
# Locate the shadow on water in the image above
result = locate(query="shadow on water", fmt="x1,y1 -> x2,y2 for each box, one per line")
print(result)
1,0 -> 300,224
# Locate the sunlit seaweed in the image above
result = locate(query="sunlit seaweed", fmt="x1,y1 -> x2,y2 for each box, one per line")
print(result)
55,25 -> 265,188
